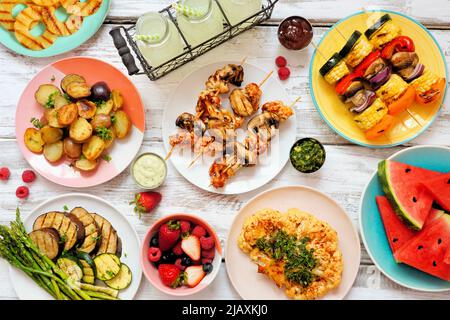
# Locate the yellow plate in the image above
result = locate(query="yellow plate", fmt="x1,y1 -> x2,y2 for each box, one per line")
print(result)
309,10 -> 447,147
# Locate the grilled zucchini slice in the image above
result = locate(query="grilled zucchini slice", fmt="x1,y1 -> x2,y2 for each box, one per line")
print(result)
93,253 -> 121,281
105,264 -> 132,290
70,207 -> 101,254
77,252 -> 96,285
57,257 -> 83,282
320,53 -> 350,84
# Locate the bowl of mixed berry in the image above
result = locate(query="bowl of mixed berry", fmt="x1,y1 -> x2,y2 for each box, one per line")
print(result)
141,214 -> 222,296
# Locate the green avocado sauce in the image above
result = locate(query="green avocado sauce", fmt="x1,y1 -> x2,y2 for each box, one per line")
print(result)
290,139 -> 326,173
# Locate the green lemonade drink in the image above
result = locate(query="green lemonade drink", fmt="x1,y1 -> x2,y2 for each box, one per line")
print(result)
218,0 -> 262,26
136,12 -> 184,67
176,0 -> 224,47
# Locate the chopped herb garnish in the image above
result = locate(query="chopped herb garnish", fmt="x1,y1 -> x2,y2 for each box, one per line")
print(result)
59,233 -> 67,245
91,234 -> 102,241
63,93 -> 72,102
106,270 -> 114,278
95,126 -> 113,141
102,154 -> 112,162
256,231 -> 317,288
124,253 -> 128,258
30,117 -> 43,129
63,205 -> 69,212
110,115 -> 117,125
45,92 -> 58,109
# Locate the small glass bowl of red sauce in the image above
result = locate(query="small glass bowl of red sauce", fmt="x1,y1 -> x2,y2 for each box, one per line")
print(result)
278,16 -> 313,51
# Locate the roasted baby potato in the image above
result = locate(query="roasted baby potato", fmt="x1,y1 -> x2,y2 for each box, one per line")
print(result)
75,158 -> 98,171
82,136 -> 105,160
43,140 -> 64,163
61,74 -> 86,93
54,94 -> 70,109
40,125 -> 63,144
77,100 -> 97,119
66,81 -> 91,99
44,107 -> 64,128
35,84 -> 60,107
24,128 -> 45,153
96,99 -> 114,115
69,117 -> 93,143
57,103 -> 78,126
111,89 -> 124,111
112,110 -> 131,139
90,114 -> 111,130
63,138 -> 82,159
103,129 -> 115,149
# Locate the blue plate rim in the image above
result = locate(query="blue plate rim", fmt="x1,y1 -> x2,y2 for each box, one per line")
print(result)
359,145 -> 450,292
308,9 -> 448,149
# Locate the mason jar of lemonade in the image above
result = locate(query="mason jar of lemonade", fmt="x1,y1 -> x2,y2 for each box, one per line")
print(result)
135,12 -> 184,67
218,0 -> 262,26
176,0 -> 225,47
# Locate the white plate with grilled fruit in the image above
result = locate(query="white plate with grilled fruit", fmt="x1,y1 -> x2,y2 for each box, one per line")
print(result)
9,193 -> 142,300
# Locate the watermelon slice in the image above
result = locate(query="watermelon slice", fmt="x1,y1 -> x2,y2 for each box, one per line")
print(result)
394,211 -> 450,281
378,160 -> 444,230
376,196 -> 416,255
421,172 -> 450,212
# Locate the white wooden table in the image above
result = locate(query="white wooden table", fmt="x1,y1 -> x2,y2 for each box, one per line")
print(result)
0,0 -> 449,300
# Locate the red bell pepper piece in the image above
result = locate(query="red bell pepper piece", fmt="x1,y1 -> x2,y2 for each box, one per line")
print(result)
335,73 -> 361,95
381,36 -> 415,59
353,50 -> 381,77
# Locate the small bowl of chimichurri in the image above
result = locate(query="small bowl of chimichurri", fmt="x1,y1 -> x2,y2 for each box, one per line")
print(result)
289,138 -> 326,173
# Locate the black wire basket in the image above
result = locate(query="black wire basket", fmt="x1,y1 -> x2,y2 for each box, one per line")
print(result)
110,0 -> 279,81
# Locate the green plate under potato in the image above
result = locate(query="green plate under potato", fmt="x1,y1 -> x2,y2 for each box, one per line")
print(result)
0,0 -> 110,57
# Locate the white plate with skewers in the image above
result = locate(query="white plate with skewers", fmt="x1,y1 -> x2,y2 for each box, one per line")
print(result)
162,61 -> 297,195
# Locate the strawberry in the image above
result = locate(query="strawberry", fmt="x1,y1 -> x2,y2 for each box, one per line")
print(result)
181,235 -> 201,261
278,67 -> 291,80
158,220 -> 181,251
180,220 -> 191,233
200,236 -> 215,250
185,265 -> 206,288
158,264 -> 184,288
130,192 -> 162,218
0,167 -> 10,181
275,56 -> 287,68
202,248 -> 215,259
192,225 -> 206,238
172,241 -> 183,256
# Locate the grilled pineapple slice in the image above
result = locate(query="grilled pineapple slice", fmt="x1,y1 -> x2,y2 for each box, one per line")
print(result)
345,36 -> 373,68
41,6 -> 83,36
376,74 -> 409,105
14,7 -> 57,50
31,0 -> 60,5
324,60 -> 350,85
411,70 -> 441,94
353,98 -> 388,131
61,0 -> 102,17
369,20 -> 401,49
0,0 -> 34,31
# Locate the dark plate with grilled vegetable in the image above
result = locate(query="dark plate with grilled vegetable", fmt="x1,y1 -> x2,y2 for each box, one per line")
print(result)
8,193 -> 141,300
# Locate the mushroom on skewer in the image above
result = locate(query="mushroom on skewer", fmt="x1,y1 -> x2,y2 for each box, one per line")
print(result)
205,64 -> 244,94
229,83 -> 262,117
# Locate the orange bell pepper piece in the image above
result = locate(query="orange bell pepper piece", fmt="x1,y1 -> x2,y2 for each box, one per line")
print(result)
415,78 -> 446,105
388,86 -> 416,115
365,115 -> 395,140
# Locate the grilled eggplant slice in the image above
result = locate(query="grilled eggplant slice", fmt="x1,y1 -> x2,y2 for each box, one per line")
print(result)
93,253 -> 121,281
69,207 -> 100,254
91,213 -> 119,256
29,228 -> 60,260
35,84 -> 60,107
33,211 -> 80,251
105,264 -> 132,290
116,237 -> 122,258
65,212 -> 86,244
57,257 -> 83,281
61,74 -> 86,93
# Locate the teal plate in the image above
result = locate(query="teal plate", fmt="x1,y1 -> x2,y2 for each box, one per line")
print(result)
0,0 -> 110,57
360,145 -> 450,291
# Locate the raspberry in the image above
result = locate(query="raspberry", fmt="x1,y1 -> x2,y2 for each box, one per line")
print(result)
275,56 -> 287,68
16,186 -> 29,199
202,258 -> 212,265
278,67 -> 291,80
22,170 -> 36,183
0,167 -> 10,181
180,220 -> 191,233
172,241 -> 183,256
148,247 -> 162,262
200,236 -> 215,250
192,225 -> 206,238
175,258 -> 186,271
201,248 -> 215,259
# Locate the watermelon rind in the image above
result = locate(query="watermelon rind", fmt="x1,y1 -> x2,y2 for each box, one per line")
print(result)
378,160 -> 422,231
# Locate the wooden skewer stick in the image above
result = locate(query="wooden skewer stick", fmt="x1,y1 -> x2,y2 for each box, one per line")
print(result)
188,150 -> 204,168
258,70 -> 274,87
311,40 -> 327,60
289,96 -> 301,108
240,56 -> 247,65
165,145 -> 176,161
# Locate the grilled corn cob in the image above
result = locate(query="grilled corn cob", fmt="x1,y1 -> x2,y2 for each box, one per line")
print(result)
411,70 -> 441,94
345,36 -> 374,67
324,60 -> 350,84
353,98 -> 388,131
369,20 -> 401,49
376,74 -> 409,105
